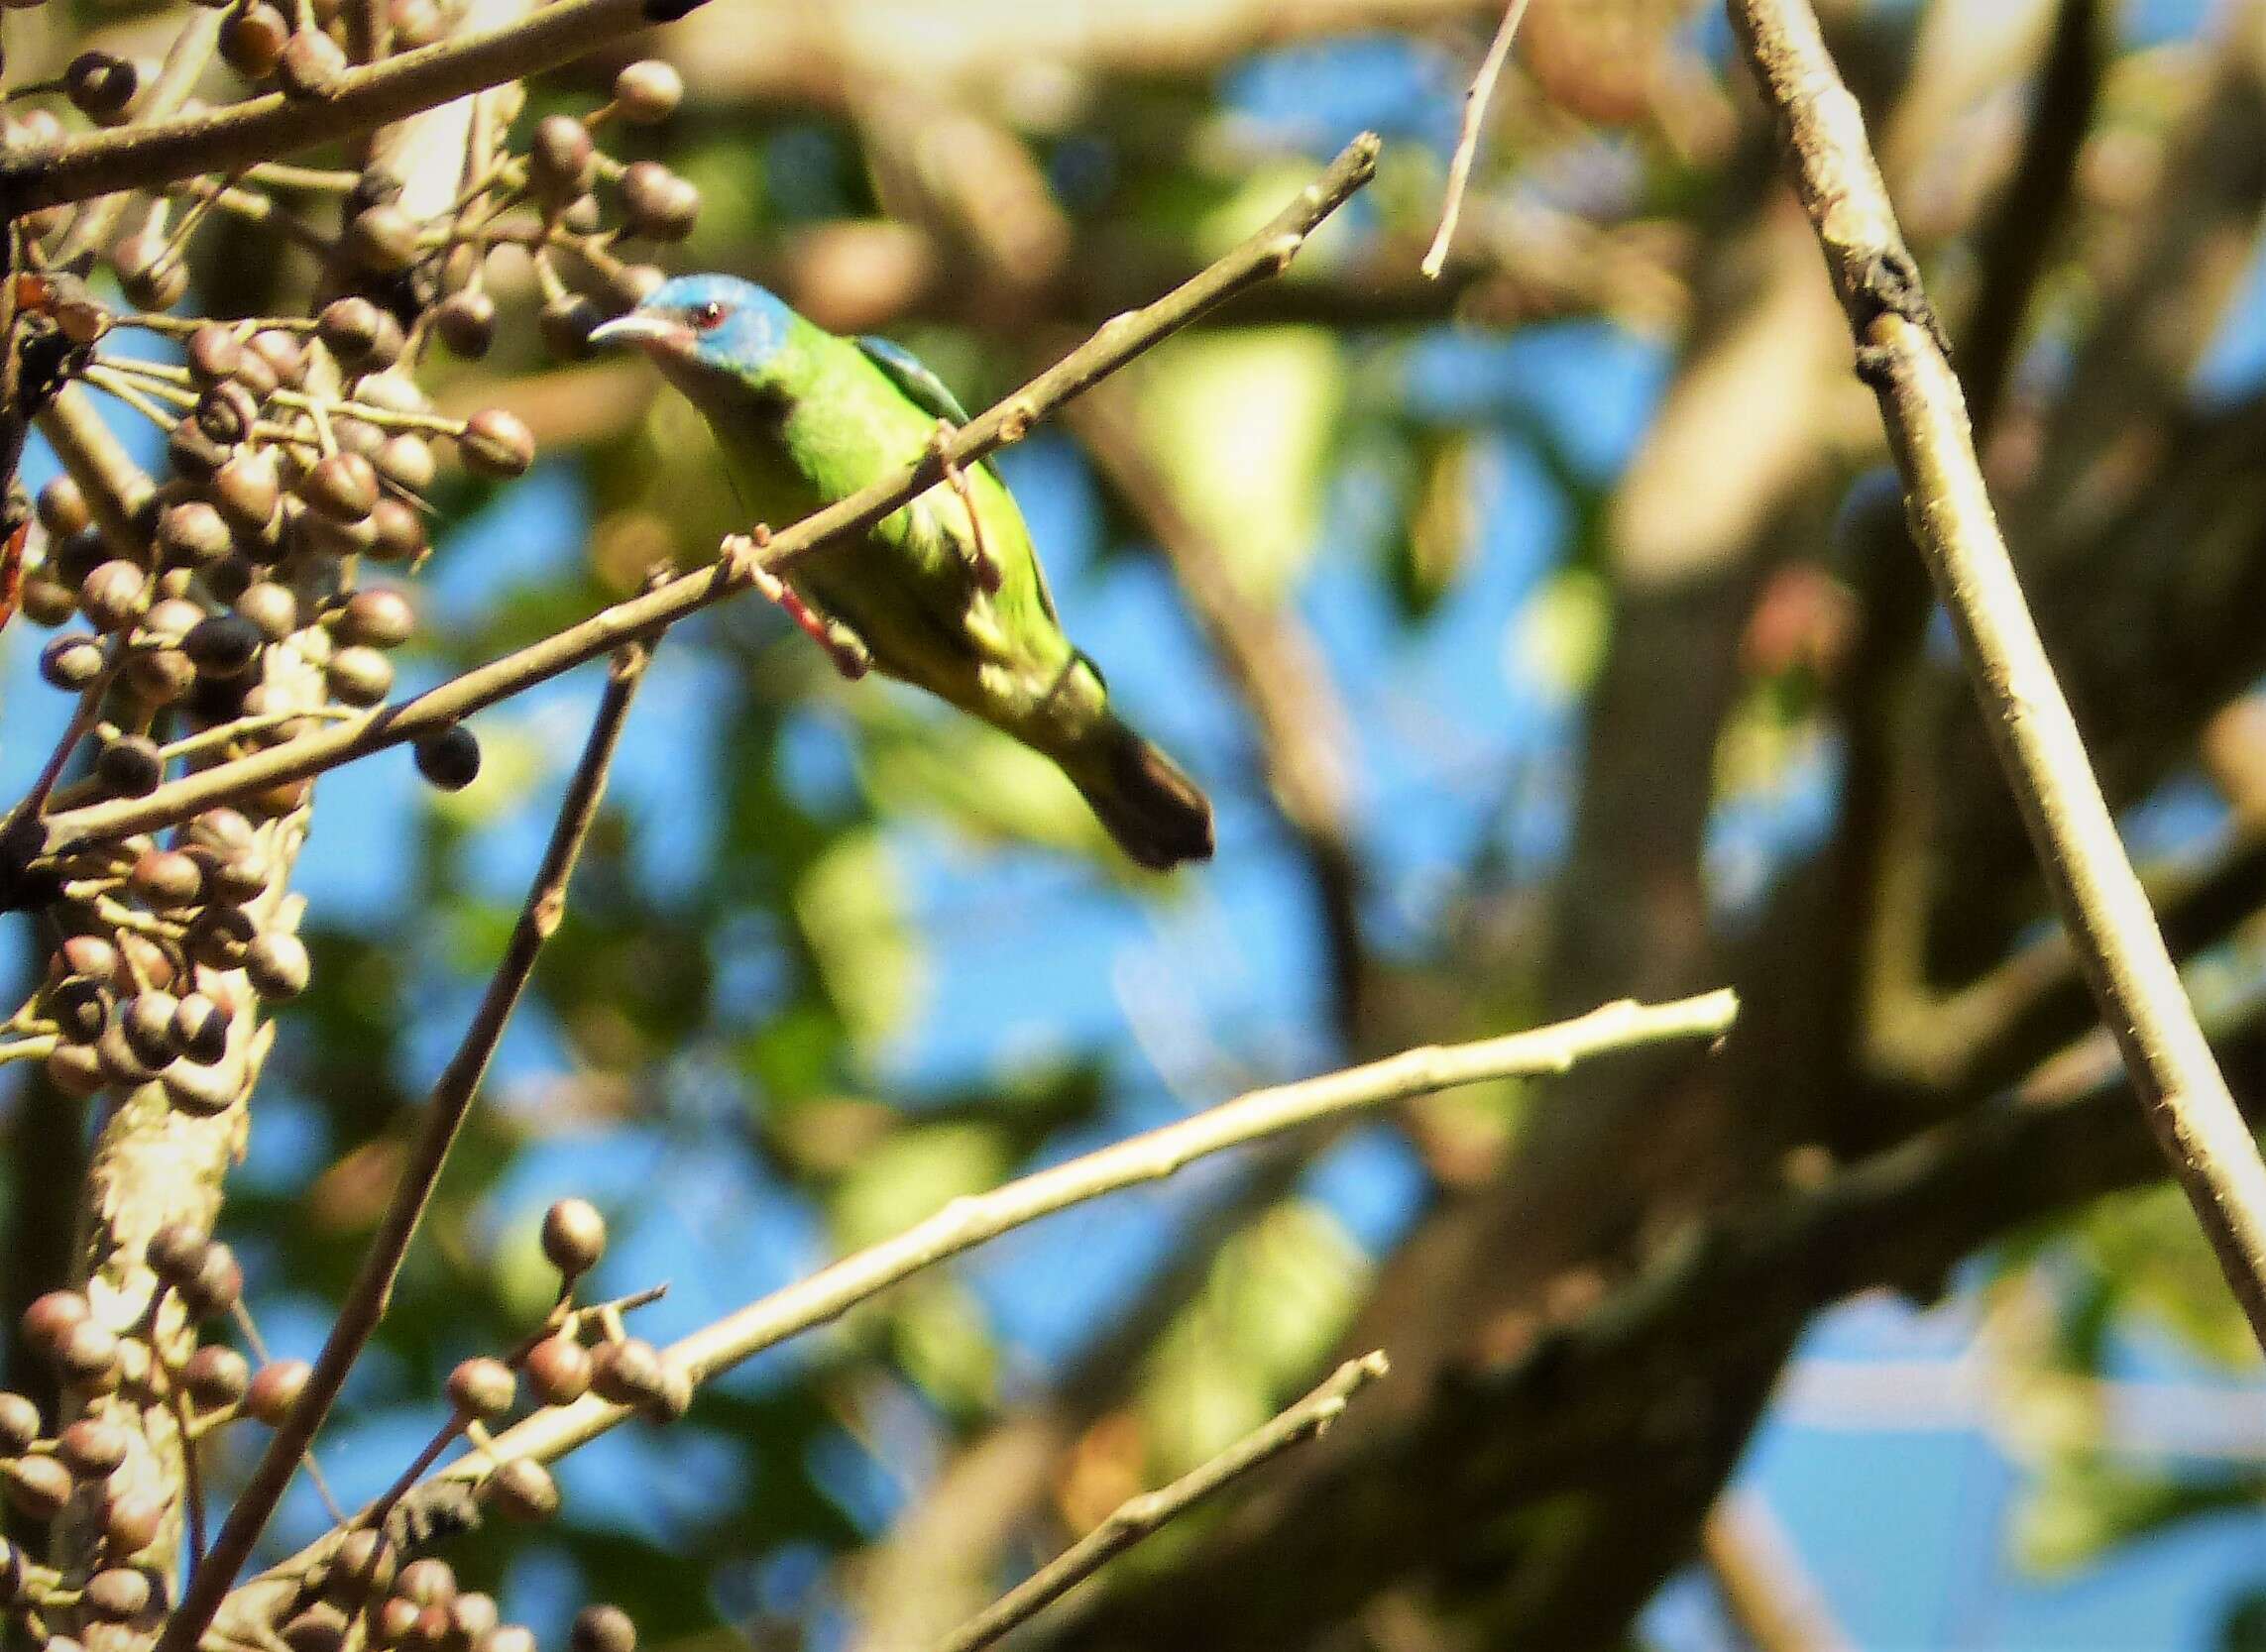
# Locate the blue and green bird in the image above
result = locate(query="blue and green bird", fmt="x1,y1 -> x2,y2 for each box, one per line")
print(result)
590,275 -> 1214,871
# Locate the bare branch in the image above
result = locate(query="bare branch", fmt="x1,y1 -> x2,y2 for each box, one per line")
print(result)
41,133 -> 1384,855
0,0 -> 715,218
1421,0 -> 1530,278
222,990 -> 1737,1627
159,642 -> 653,1652
933,1352 -> 1391,1652
1730,0 -> 2266,1349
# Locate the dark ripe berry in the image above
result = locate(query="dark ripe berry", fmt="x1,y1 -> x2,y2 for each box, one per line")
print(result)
125,645 -> 196,707
338,586 -> 415,648
122,990 -> 182,1066
529,115 -> 595,203
538,294 -> 603,361
182,1344 -> 249,1410
79,560 -> 149,631
46,1044 -> 107,1096
50,975 -> 109,1044
375,432 -> 434,493
324,1528 -> 396,1605
95,733 -> 164,797
446,1592 -> 500,1651
317,296 -> 383,360
345,201 -> 418,273
59,1319 -> 122,1392
130,847 -> 204,907
370,496 -> 428,564
195,381 -> 261,447
173,993 -> 231,1064
65,52 -> 139,122
248,329 -> 306,386
279,27 -> 347,97
84,1566 -> 152,1620
119,243 -> 188,311
613,60 -> 682,124
182,612 -> 264,679
96,1022 -> 157,1084
40,631 -> 107,691
460,408 -> 533,478
213,447 -> 283,534
619,163 -> 701,243
589,1338 -> 662,1407
187,324 -> 244,386
3,1456 -> 71,1520
181,1243 -> 243,1319
105,1488 -> 167,1556
53,525 -> 110,587
37,476 -> 90,538
23,575 -> 79,627
22,1289 -> 87,1357
433,290 -> 495,360
328,643 -> 395,707
446,1356 -> 515,1420
187,904 -> 258,969
394,1557 -> 457,1608
523,1335 -> 592,1406
302,452 -> 379,523
233,581 -> 297,642
147,1222 -> 209,1286
245,931 -> 310,1001
220,2 -> 289,76
187,806 -> 255,855
58,933 -> 120,981
57,1417 -> 129,1480
283,1604 -> 350,1652
245,1357 -> 310,1425
0,1390 -> 40,1454
571,1603 -> 637,1652
480,1459 -> 559,1522
210,842 -> 276,900
159,499 -> 236,570
540,1197 -> 607,1276
169,418 -> 230,483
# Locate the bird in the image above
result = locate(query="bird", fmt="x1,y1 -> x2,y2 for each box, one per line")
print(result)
589,275 -> 1214,872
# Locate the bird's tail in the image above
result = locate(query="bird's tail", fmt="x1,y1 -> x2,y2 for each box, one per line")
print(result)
1063,714 -> 1215,872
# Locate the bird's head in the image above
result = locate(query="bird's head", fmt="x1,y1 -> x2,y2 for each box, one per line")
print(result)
589,275 -> 795,385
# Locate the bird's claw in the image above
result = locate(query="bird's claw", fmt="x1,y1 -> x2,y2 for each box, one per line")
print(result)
724,526 -> 871,681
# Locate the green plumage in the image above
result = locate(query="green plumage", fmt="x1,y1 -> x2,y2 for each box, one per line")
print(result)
598,276 -> 1213,870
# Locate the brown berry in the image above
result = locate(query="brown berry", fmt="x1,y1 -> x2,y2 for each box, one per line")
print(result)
159,499 -> 235,569
370,496 -> 428,563
523,1335 -> 591,1406
121,989 -> 182,1066
540,1198 -> 607,1276
234,581 -> 298,640
337,586 -> 414,648
433,291 -> 495,360
612,60 -> 682,124
283,1604 -> 350,1652
571,1603 -> 636,1652
104,1490 -> 167,1555
174,993 -> 232,1063
485,1457 -> 558,1521
3,1456 -> 71,1520
182,1344 -> 250,1410
376,432 -> 435,493
323,1528 -> 396,1605
40,632 -> 106,691
278,27 -> 347,97
187,324 -> 244,385
245,1358 -> 311,1425
79,560 -> 149,631
589,1338 -> 662,1407
130,847 -> 203,907
393,1557 -> 457,1607
46,1043 -> 106,1096
57,1417 -> 129,1480
59,1319 -> 122,1392
460,409 -> 533,478
528,115 -> 595,204
65,53 -> 139,123
95,733 -> 164,797
37,476 -> 90,537
212,448 -> 283,534
0,1391 -> 40,1454
619,163 -> 700,242
328,643 -> 395,706
445,1357 -> 514,1420
179,1242 -> 244,1320
303,452 -> 379,523
85,1567 -> 152,1620
220,2 -> 289,76
345,201 -> 418,273
245,931 -> 311,1000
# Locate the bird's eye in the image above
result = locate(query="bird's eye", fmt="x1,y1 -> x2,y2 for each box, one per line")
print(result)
690,301 -> 729,331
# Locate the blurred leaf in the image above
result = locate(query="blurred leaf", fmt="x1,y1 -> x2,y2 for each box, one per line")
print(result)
793,828 -> 923,1058
831,1122 -> 1007,1252
857,707 -> 1107,859
2015,1457 -> 2266,1576
1134,327 -> 1343,604
890,1276 -> 999,1414
430,716 -> 550,831
1509,566 -> 1610,702
1389,425 -> 1482,619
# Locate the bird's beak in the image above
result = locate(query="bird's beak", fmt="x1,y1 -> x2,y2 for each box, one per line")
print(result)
588,313 -> 695,352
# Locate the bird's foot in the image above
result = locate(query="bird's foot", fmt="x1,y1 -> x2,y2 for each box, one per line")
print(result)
930,420 -> 1002,596
724,526 -> 871,681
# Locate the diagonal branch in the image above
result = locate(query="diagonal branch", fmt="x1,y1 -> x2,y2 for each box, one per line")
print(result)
216,990 -> 1737,1635
933,1352 -> 1390,1652
40,133 -> 1383,855
1730,0 -> 2266,1350
159,642 -> 653,1652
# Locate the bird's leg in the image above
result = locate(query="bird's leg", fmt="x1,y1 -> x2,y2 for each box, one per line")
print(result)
721,525 -> 872,680
931,419 -> 1002,595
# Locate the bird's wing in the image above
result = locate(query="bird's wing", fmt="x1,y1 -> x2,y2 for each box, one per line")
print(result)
854,333 -> 1060,626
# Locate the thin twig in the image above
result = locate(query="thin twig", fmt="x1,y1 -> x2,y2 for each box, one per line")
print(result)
42,133 -> 1383,854
1730,0 -> 2266,1352
932,1351 -> 1391,1652
0,0 -> 718,219
158,642 -> 653,1652
50,10 -> 225,270
1420,0 -> 1530,278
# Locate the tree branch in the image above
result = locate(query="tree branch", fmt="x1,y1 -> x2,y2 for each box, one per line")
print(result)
933,1352 -> 1390,1652
1731,0 -> 2266,1353
40,132 -> 1383,856
0,0 -> 716,218
219,990 -> 1737,1632
1421,0 -> 1531,277
160,642 -> 652,1652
